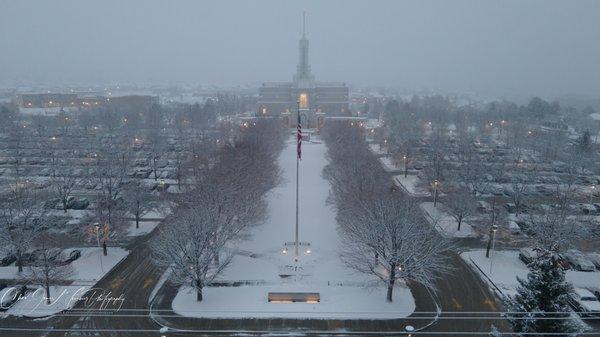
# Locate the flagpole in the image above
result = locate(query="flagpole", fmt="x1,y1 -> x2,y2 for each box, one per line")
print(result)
295,99 -> 300,263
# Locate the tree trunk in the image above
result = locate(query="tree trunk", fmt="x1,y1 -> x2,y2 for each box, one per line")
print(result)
386,267 -> 396,302
457,217 -> 462,231
103,241 -> 107,256
45,285 -> 51,305
196,279 -> 203,302
63,198 -> 68,213
135,205 -> 140,229
16,253 -> 23,273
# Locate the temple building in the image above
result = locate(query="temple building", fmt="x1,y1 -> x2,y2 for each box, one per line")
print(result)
258,14 -> 349,128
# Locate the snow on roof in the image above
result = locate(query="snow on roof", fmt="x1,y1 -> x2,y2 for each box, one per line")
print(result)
590,113 -> 600,121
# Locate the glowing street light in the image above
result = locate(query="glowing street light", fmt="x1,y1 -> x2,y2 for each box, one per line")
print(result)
433,180 -> 439,207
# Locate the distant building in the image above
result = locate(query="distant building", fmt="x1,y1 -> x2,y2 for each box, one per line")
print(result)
258,14 -> 349,128
17,93 -> 79,109
16,92 -> 158,115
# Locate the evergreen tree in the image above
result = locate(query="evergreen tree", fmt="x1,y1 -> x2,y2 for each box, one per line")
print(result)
509,252 -> 578,336
489,324 -> 502,337
577,130 -> 593,153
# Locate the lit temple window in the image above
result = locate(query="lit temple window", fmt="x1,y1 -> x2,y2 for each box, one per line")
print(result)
262,107 -> 267,115
299,93 -> 308,109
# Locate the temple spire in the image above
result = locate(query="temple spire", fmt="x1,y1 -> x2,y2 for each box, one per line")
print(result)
302,11 -> 306,38
293,11 -> 314,86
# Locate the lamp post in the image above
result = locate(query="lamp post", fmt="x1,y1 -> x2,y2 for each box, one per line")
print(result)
489,224 -> 499,275
94,223 -> 104,272
294,99 -> 300,263
591,185 -> 596,204
433,180 -> 439,207
403,155 -> 408,178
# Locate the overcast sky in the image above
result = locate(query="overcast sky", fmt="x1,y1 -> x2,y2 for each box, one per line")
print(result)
1,0 -> 599,98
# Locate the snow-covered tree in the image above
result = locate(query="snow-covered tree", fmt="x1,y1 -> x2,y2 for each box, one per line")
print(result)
152,205 -> 235,302
489,324 -> 502,337
526,185 -> 587,253
445,188 -> 476,231
21,238 -> 73,305
508,252 -> 579,336
49,156 -> 81,213
0,184 -> 46,272
339,194 -> 451,302
123,180 -> 155,229
92,145 -> 131,229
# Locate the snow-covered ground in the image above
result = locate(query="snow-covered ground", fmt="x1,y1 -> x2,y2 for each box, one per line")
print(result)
369,144 -> 387,157
171,136 -> 415,319
420,202 -> 477,238
462,249 -> 600,299
126,220 -> 160,237
173,284 -> 413,319
1,247 -> 128,317
378,156 -> 402,172
393,175 -> 430,197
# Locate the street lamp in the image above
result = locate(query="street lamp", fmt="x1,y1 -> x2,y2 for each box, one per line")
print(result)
94,223 -> 104,272
433,180 -> 439,207
489,224 -> 499,275
403,155 -> 408,178
591,185 -> 596,204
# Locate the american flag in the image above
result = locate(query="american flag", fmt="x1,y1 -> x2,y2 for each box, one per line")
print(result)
297,112 -> 302,159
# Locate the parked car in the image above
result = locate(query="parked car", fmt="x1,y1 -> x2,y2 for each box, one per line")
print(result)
586,253 -> 600,269
519,248 -> 539,264
0,253 -> 16,267
63,249 -> 81,264
0,285 -> 28,310
589,287 -> 600,301
569,288 -> 600,316
563,250 -> 596,272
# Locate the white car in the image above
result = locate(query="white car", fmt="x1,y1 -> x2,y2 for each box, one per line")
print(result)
586,253 -> 600,269
563,250 -> 596,272
569,288 -> 600,316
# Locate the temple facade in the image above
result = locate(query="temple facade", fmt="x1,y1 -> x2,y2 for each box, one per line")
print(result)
258,14 -> 349,128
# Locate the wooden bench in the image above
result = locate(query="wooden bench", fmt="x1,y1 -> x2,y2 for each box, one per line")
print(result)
268,292 -> 320,303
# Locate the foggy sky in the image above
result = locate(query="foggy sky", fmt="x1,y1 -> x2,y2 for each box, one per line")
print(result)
1,0 -> 599,98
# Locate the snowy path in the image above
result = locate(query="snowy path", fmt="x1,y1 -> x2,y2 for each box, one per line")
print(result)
172,135 -> 415,319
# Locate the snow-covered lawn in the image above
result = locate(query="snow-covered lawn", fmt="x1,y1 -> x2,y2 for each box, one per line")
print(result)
173,284 -> 414,319
126,220 -> 160,237
462,249 -> 600,298
1,247 -> 128,317
420,202 -> 477,238
393,175 -> 430,197
171,136 -> 415,319
369,144 -> 387,157
378,156 -> 402,172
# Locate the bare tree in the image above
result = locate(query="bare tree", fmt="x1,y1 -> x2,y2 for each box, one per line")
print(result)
0,184 -> 46,272
339,194 -> 451,302
49,156 -> 80,213
526,185 -> 588,253
92,143 -> 131,231
152,205 -> 235,302
445,188 -> 476,231
123,180 -> 155,229
21,238 -> 73,305
146,128 -> 166,181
